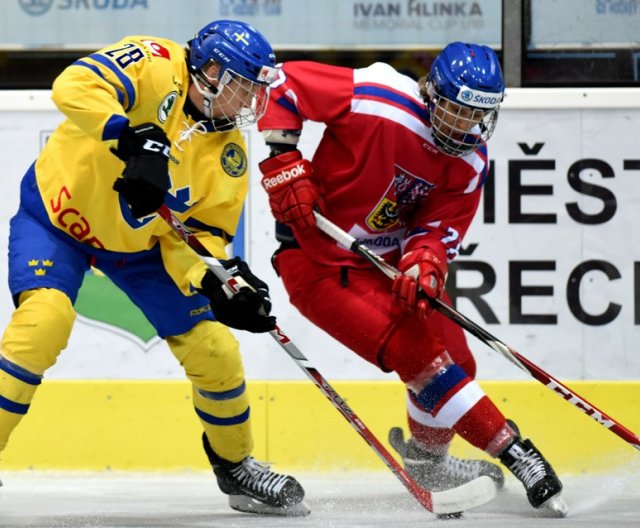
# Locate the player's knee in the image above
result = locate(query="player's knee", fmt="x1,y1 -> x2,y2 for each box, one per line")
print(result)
435,308 -> 477,377
381,317 -> 448,383
1,288 -> 75,374
166,321 -> 245,391
404,350 -> 458,396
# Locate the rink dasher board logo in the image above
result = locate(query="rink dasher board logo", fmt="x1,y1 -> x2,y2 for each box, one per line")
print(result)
19,0 -> 148,17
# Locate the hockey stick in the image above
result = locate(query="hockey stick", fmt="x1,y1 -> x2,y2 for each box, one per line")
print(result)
313,211 -> 640,452
156,204 -> 496,515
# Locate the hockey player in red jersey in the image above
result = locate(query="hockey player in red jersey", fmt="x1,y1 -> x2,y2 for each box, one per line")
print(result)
258,43 -> 567,516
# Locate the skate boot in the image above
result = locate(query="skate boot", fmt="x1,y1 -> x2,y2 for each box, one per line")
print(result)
202,434 -> 309,516
498,421 -> 568,517
389,427 -> 505,492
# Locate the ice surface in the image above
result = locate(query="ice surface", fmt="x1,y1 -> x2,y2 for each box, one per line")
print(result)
0,469 -> 638,527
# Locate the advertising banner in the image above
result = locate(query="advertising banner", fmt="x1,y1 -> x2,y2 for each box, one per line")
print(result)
4,0 -> 501,49
529,0 -> 640,48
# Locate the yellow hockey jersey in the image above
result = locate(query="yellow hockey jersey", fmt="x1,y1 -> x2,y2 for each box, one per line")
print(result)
33,36 -> 249,293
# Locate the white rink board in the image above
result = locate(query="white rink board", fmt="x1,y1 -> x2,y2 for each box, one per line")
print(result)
0,89 -> 640,382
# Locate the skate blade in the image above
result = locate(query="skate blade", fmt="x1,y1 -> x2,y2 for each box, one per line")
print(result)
541,495 -> 568,517
228,495 -> 311,517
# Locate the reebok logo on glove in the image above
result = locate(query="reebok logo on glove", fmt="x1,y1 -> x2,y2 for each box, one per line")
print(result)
262,163 -> 307,190
259,149 -> 322,230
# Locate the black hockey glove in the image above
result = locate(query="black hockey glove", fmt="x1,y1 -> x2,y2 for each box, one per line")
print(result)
112,123 -> 171,218
198,257 -> 277,333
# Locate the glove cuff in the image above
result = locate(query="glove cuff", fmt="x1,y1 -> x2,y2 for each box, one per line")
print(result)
258,149 -> 303,174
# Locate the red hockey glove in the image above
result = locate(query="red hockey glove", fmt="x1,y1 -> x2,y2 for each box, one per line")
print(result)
392,247 -> 447,318
259,150 -> 321,230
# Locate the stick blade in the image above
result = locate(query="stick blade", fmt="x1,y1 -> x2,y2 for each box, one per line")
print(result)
430,475 -> 497,515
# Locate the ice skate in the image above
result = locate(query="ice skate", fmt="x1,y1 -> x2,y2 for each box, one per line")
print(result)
498,422 -> 568,517
202,434 -> 309,516
389,426 -> 505,492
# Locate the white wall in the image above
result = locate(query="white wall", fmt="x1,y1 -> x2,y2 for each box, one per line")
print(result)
1,88 -> 639,381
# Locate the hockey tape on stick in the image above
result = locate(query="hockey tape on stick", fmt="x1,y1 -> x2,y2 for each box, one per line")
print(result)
314,211 -> 640,452
157,205 -> 496,514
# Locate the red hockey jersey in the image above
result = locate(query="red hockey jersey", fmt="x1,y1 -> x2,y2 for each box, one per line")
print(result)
258,60 -> 489,268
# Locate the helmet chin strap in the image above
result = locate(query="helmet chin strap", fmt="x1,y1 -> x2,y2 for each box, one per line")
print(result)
190,69 -> 237,120
190,73 -> 218,119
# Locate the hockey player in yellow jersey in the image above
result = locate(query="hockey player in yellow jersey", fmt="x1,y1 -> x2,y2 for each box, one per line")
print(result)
0,20 -> 308,516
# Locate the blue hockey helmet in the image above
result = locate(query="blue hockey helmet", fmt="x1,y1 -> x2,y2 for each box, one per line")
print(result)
187,20 -> 278,129
425,42 -> 505,157
188,19 -> 277,86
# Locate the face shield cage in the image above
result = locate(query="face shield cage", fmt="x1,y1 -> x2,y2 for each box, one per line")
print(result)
426,82 -> 500,158
191,63 -> 272,132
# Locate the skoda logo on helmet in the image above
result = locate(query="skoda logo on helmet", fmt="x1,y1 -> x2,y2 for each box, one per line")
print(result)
456,85 -> 503,109
460,90 -> 474,103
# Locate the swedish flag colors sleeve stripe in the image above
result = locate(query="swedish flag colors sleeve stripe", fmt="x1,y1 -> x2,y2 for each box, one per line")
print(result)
0,355 -> 42,386
197,381 -> 246,401
72,59 -> 126,107
103,114 -> 129,141
87,53 -> 137,111
195,406 -> 250,426
0,394 -> 30,415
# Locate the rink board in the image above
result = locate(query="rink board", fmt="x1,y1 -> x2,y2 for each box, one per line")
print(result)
1,380 -> 637,474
